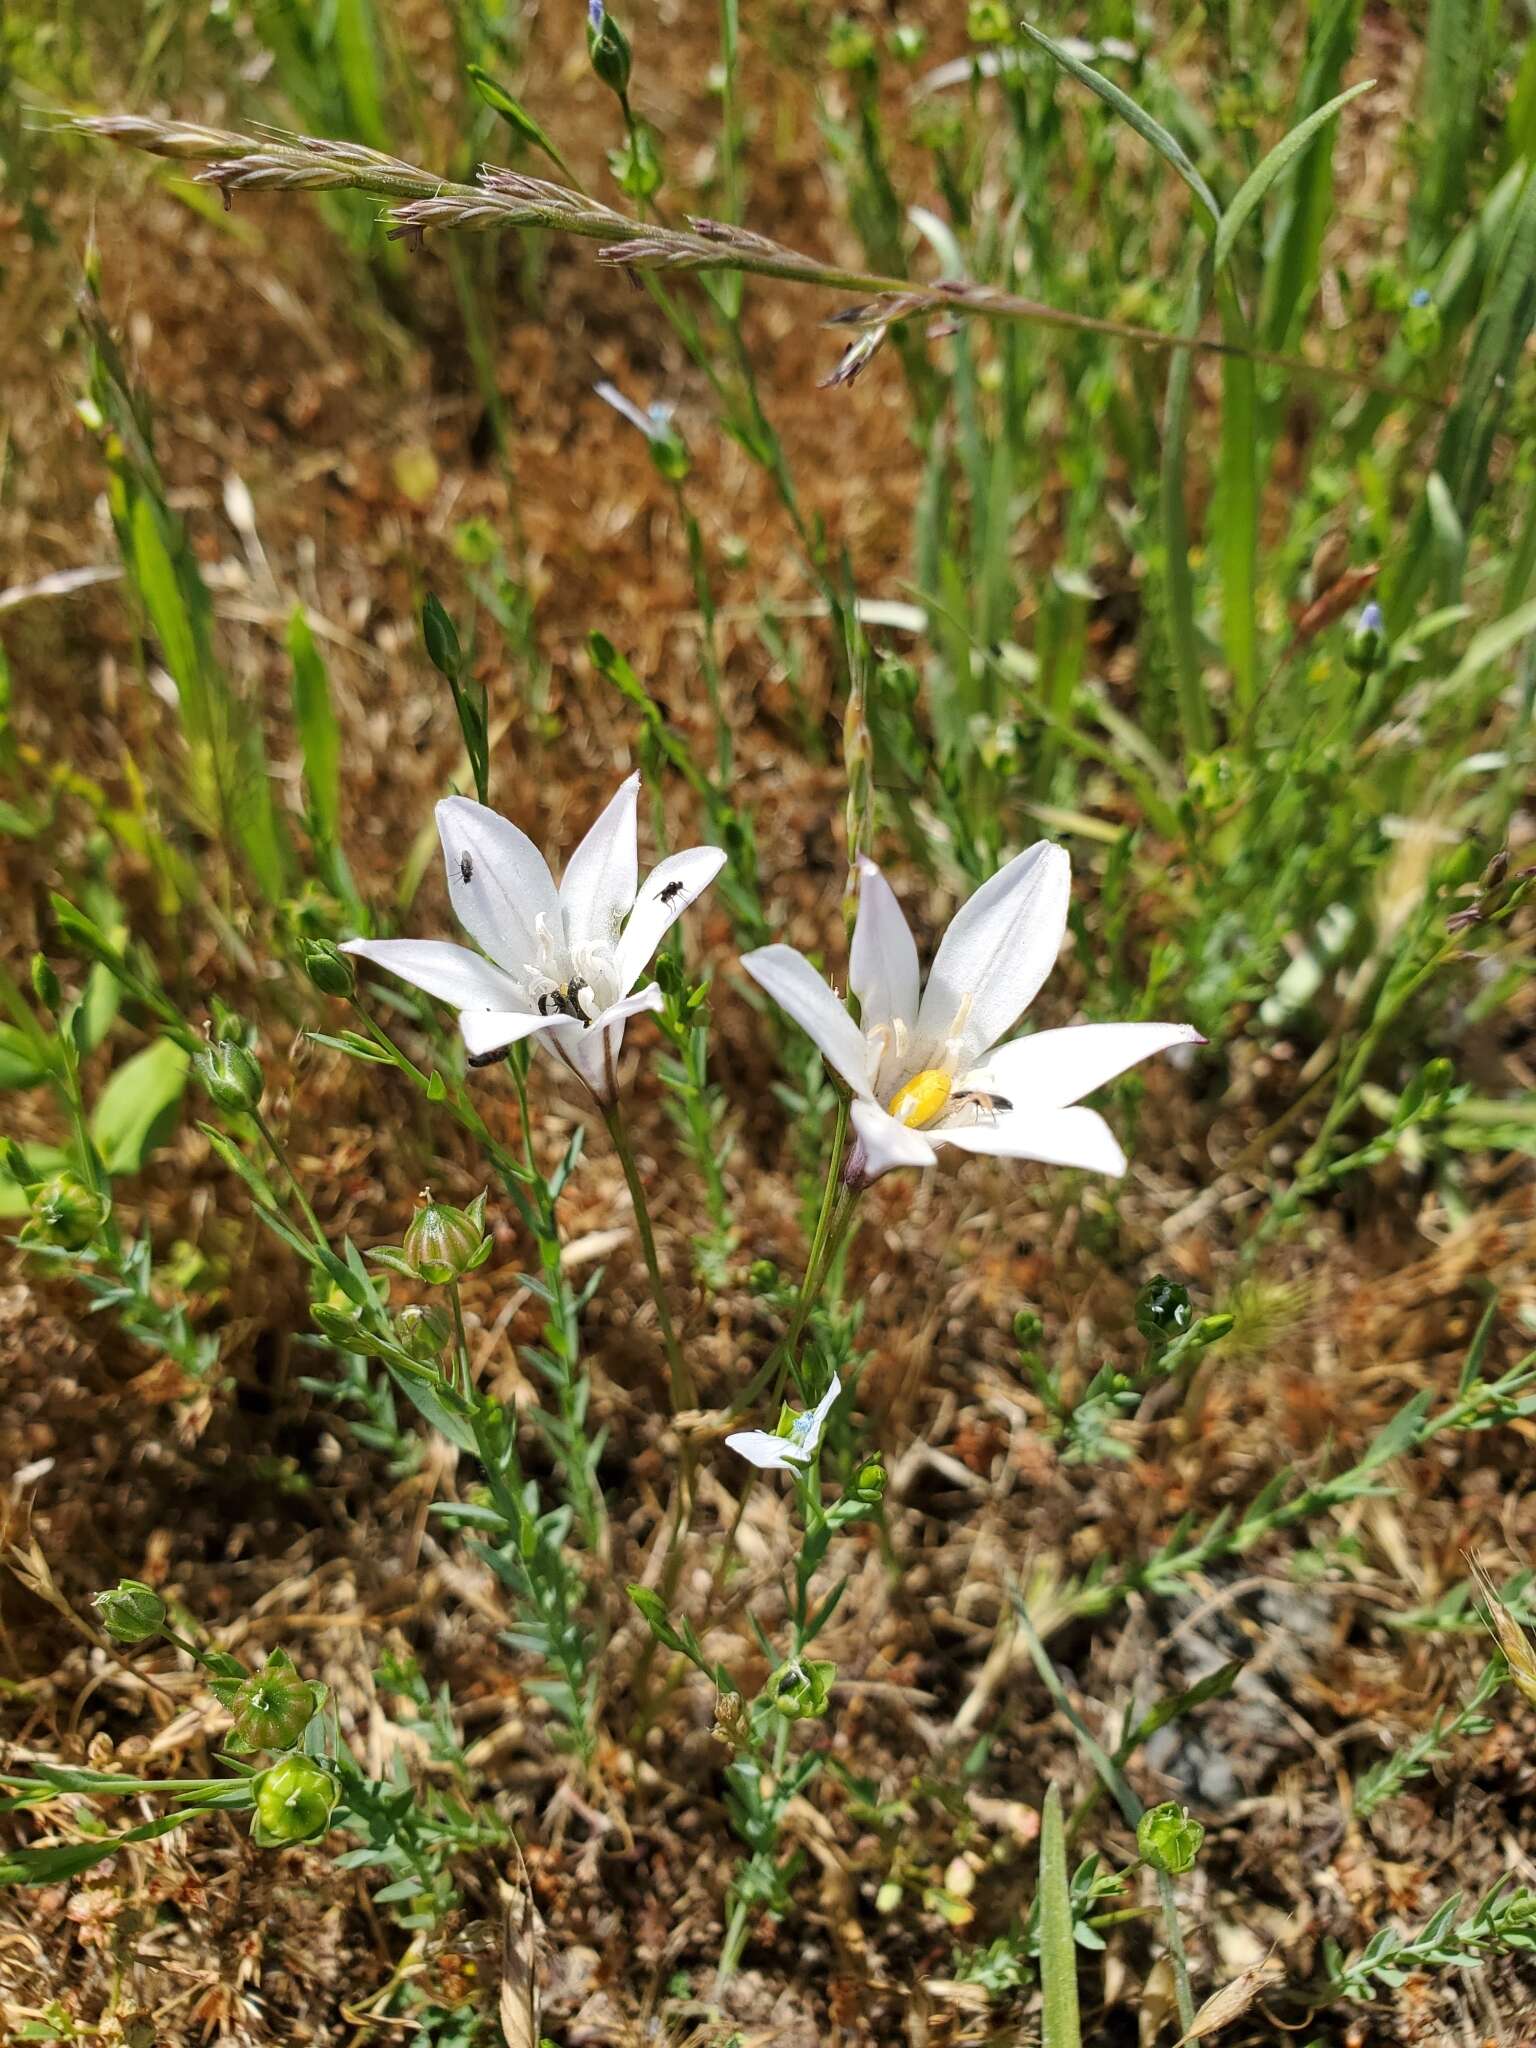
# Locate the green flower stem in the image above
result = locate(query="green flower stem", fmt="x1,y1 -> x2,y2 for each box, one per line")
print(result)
252,1107 -> 328,1252
447,1280 -> 474,1403
601,1100 -> 695,1411
1154,1867 -> 1197,2036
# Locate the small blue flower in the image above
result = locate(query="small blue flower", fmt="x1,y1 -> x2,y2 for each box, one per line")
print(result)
1409,287 -> 1432,308
1359,601 -> 1384,634
588,0 -> 604,28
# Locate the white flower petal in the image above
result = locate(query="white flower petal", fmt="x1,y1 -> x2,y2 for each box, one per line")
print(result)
436,796 -> 561,975
915,841 -> 1071,1070
849,1097 -> 939,1179
548,984 -> 666,1101
724,1429 -> 812,1471
614,844 -> 727,992
740,945 -> 873,1097
594,381 -> 657,437
931,1103 -> 1127,1176
798,1372 -> 843,1450
727,1374 -> 842,1473
850,858 -> 920,1043
963,1021 -> 1205,1111
340,937 -> 524,1013
560,773 -> 639,952
459,1007 -> 577,1062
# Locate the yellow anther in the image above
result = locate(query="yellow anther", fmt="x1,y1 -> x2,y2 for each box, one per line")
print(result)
886,1068 -> 953,1130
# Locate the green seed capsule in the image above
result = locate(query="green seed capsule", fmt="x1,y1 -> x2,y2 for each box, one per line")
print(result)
195,1039 -> 264,1114
92,1579 -> 166,1644
24,1172 -> 110,1252
403,1192 -> 490,1286
231,1650 -> 323,1751
1137,1801 -> 1205,1875
251,1755 -> 338,1846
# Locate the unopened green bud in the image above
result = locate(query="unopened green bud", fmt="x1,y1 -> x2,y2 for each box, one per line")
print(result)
1013,1308 -> 1044,1347
403,1191 -> 491,1286
24,1171 -> 110,1252
828,14 -> 878,70
396,1303 -> 451,1364
1135,1277 -> 1193,1343
1401,289 -> 1441,358
1193,1312 -> 1236,1346
1345,601 -> 1386,677
92,1578 -> 165,1643
231,1649 -> 323,1751
889,24 -> 927,60
648,423 -> 690,483
195,1039 -> 263,1115
421,592 -> 463,679
1137,1801 -> 1204,1875
967,0 -> 1012,41
30,955 -> 61,1012
748,1259 -> 779,1294
852,1455 -> 887,1503
301,939 -> 355,999
586,3 -> 632,94
251,1755 -> 338,1847
770,1658 -> 835,1721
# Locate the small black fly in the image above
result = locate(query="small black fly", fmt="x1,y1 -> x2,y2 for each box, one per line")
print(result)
459,851 -> 474,884
537,978 -> 592,1023
659,880 -> 685,906
467,1045 -> 508,1068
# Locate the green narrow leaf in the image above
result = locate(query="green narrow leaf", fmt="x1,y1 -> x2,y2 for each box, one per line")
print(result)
130,495 -> 208,743
89,1038 -> 190,1175
1261,0 -> 1364,349
1161,257 -> 1215,754
1020,21 -> 1222,231
1038,1785 -> 1081,2048
1214,80 -> 1375,276
1217,329 -> 1258,715
288,608 -> 342,847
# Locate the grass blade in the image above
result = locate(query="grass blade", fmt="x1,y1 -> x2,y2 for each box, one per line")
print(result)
1261,0 -> 1364,349
1038,1785 -> 1081,2048
1214,80 -> 1375,276
1019,21 -> 1222,231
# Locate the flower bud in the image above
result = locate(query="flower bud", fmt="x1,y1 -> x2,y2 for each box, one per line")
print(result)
24,1171 -> 110,1252
231,1649 -> 323,1751
770,1657 -> 834,1721
852,1454 -> 887,1503
1013,1308 -> 1044,1347
1135,1277 -> 1193,1343
93,1578 -> 166,1644
1345,601 -> 1386,676
421,592 -> 463,679
967,0 -> 1012,41
1137,1801 -> 1204,1875
1402,287 -> 1442,358
195,1039 -> 263,1115
30,954 -> 61,1012
396,1303 -> 451,1364
300,939 -> 355,999
828,15 -> 878,70
251,1755 -> 338,1847
889,24 -> 927,60
647,422 -> 691,484
586,2 -> 632,94
403,1191 -> 491,1286
748,1259 -> 780,1294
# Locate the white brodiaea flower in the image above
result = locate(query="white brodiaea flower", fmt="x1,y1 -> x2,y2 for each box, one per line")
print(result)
725,1375 -> 842,1472
742,847 -> 1202,1185
342,774 -> 725,1105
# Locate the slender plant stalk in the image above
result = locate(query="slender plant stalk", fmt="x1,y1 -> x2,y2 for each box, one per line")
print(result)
601,1101 -> 694,1410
